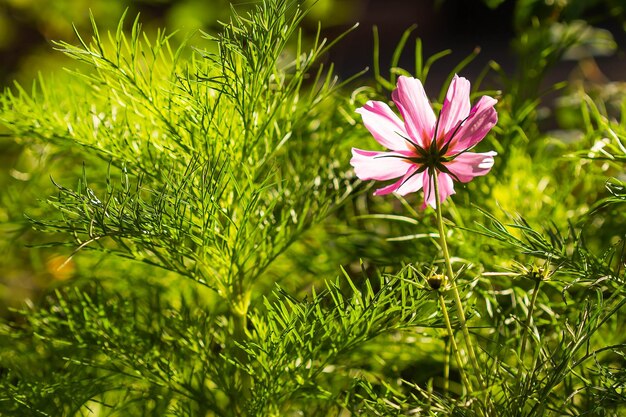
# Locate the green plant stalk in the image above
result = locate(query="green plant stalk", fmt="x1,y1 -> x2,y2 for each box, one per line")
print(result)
443,334 -> 450,394
432,171 -> 484,388
519,278 -> 541,359
231,278 -> 252,411
231,276 -> 251,345
438,292 -> 471,395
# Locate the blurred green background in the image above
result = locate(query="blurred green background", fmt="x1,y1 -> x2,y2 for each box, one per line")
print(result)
1,0 -> 625,313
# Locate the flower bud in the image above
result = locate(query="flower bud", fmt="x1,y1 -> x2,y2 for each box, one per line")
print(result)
428,274 -> 447,290
528,265 -> 544,282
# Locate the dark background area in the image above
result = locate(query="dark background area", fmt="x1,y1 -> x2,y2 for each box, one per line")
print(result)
330,0 -> 625,95
330,0 -> 517,82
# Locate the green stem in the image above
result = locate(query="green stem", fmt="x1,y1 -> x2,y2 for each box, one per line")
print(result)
232,309 -> 248,345
432,170 -> 484,388
231,286 -> 251,351
443,334 -> 450,394
520,278 -> 541,359
230,280 -> 251,415
438,293 -> 471,395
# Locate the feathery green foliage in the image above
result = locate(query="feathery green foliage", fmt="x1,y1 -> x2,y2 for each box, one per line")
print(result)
1,0 -> 626,415
1,1 -> 358,313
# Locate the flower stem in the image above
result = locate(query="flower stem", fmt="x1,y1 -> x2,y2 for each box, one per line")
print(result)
443,334 -> 450,394
438,292 -> 471,395
431,171 -> 484,388
519,277 -> 541,359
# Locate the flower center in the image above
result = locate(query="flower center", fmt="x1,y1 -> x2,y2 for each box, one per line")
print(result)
409,145 -> 450,173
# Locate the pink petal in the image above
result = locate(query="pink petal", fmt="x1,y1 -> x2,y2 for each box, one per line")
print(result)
447,96 -> 498,153
395,168 -> 425,196
355,101 -> 414,151
350,148 -> 413,181
391,76 -> 436,148
438,75 -> 471,145
373,165 -> 420,195
373,179 -> 404,196
421,171 -> 456,209
444,151 -> 496,183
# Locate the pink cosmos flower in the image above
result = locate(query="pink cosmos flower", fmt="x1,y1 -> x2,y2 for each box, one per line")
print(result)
351,75 -> 498,209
